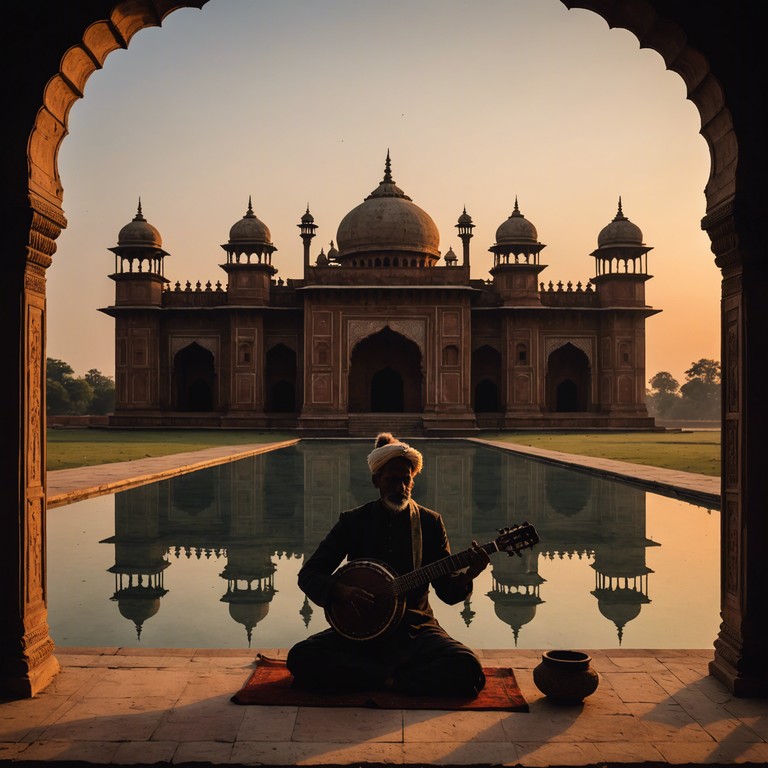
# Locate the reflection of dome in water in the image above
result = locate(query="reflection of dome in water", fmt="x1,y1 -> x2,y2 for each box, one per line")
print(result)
228,602 -> 270,645
545,466 -> 591,517
336,153 -> 440,260
117,596 -> 162,639
172,472 -> 216,516
592,588 -> 649,644
487,592 -> 542,646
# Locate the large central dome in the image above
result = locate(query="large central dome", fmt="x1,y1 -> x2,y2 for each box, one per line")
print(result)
336,154 -> 440,261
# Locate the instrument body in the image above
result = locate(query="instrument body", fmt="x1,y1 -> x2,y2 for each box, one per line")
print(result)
325,522 -> 539,641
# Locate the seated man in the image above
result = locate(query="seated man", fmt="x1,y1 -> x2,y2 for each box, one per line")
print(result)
287,432 -> 490,697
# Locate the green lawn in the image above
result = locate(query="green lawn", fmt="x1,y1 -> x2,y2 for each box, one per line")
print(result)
46,429 -> 295,470
478,430 -> 721,476
46,427 -> 721,476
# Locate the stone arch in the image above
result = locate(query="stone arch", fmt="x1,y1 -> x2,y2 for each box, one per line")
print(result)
472,345 -> 503,412
348,327 -> 422,412
546,342 -> 591,412
347,319 -> 426,359
3,0 -> 763,698
265,343 -> 297,413
173,342 -> 215,411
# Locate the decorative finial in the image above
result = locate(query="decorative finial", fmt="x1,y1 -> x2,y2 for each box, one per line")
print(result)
134,198 -> 145,221
383,149 -> 393,183
247,195 -> 254,214
513,196 -> 520,214
614,196 -> 627,221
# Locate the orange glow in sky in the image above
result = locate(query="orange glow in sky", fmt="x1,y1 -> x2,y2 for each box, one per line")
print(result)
48,0 -> 720,386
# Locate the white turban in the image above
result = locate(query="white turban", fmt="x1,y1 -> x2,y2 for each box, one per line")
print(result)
367,435 -> 423,476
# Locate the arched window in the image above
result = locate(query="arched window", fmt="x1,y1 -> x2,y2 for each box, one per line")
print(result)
516,342 -> 528,365
442,345 -> 459,366
238,341 -> 252,365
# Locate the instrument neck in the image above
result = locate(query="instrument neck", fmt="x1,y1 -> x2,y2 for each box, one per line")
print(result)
392,540 -> 499,595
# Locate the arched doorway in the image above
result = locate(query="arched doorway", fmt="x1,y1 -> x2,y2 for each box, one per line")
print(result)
371,367 -> 404,411
546,343 -> 590,412
174,342 -> 215,411
348,327 -> 422,412
5,0 -> 765,699
472,345 -> 503,412
265,343 -> 297,413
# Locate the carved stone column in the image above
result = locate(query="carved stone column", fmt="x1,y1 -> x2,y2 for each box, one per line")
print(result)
0,194 -> 63,697
706,200 -> 768,696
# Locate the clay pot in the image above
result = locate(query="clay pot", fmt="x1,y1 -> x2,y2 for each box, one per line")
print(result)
532,650 -> 599,704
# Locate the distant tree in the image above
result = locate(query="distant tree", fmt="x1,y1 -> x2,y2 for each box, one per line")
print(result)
84,369 -> 115,414
46,358 -> 75,415
646,371 -> 680,419
46,379 -> 71,415
46,358 -> 115,415
64,378 -> 94,415
678,358 -> 721,420
646,360 -> 721,421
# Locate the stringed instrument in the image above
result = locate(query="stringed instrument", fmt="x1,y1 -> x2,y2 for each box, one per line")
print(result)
325,522 -> 539,641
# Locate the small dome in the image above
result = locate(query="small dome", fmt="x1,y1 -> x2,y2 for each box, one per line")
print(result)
117,596 -> 161,624
229,197 -> 272,245
444,246 -> 458,264
327,240 -> 339,261
457,207 -> 473,226
315,248 -> 328,266
495,199 -> 538,244
597,198 -> 644,247
117,200 -> 163,248
336,153 -> 440,259
301,206 -> 315,224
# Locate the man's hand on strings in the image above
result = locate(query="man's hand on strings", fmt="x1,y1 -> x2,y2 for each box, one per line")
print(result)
464,541 -> 491,580
331,580 -> 375,612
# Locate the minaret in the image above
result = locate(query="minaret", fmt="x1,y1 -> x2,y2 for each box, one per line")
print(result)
108,199 -> 169,307
456,207 -> 474,267
298,205 -> 317,272
219,197 -> 277,304
590,198 -> 653,307
489,198 -> 546,305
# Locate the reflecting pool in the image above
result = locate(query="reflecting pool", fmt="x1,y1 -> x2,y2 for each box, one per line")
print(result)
47,439 -> 720,650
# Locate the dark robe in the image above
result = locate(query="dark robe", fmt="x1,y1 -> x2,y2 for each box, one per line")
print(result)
287,499 -> 485,697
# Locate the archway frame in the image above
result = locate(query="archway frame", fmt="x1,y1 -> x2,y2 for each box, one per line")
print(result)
3,0 -> 763,697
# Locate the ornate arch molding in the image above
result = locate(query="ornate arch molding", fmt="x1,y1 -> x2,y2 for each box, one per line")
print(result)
559,0 -> 734,212
28,1 -> 208,218
545,337 -> 594,369
347,319 -> 426,361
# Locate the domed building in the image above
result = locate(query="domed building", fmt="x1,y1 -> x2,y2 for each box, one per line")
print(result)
102,156 -> 659,433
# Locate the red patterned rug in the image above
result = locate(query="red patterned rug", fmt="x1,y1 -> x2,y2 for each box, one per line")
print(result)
232,655 -> 528,711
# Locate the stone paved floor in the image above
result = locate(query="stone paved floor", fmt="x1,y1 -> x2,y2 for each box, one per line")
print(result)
7,437 -> 740,767
3,647 -> 768,766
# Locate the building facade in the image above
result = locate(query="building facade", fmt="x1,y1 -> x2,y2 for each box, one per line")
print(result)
103,156 -> 659,436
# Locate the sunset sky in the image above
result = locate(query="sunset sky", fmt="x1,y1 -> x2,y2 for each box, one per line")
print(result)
48,0 -> 720,387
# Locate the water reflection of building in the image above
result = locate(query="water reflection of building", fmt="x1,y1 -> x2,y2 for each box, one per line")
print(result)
101,446 -> 303,642
101,440 -> 661,646
102,484 -> 170,640
486,548 -> 545,645
470,443 -> 658,644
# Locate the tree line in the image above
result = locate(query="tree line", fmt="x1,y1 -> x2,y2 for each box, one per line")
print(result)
646,358 -> 721,421
46,355 -> 721,421
46,358 -> 115,416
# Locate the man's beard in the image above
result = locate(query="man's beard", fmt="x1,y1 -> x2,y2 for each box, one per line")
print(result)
382,493 -> 411,512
